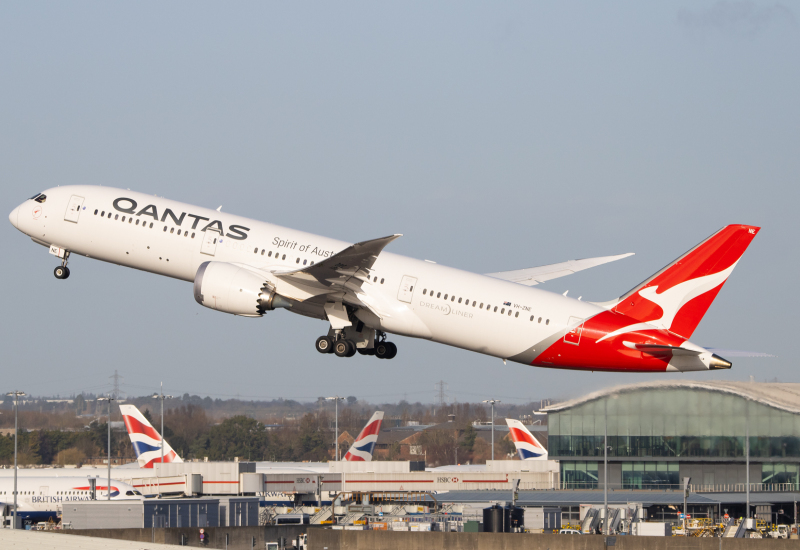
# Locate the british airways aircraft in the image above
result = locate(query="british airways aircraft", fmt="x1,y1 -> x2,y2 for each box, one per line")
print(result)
505,419 -> 548,460
9,186 -> 759,371
0,476 -> 141,526
343,412 -> 384,461
120,404 -> 184,468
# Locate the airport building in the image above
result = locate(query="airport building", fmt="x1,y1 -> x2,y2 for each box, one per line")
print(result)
544,380 -> 800,520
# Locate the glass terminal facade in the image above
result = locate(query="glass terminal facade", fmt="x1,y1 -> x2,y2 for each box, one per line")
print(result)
548,387 -> 800,490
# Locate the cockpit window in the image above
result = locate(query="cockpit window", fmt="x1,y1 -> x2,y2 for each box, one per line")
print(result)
30,193 -> 46,203
126,490 -> 135,496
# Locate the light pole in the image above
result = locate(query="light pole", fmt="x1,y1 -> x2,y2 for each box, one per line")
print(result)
325,397 -> 344,460
97,396 -> 115,500
482,400 -> 500,461
6,391 -> 25,529
152,383 -> 174,466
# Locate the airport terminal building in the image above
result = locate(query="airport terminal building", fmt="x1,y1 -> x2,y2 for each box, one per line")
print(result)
544,381 -> 800,519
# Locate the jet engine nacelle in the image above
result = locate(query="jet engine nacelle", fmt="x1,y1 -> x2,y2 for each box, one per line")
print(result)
193,261 -> 291,317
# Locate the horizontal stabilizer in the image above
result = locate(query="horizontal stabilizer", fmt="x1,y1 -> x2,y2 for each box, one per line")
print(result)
486,253 -> 634,286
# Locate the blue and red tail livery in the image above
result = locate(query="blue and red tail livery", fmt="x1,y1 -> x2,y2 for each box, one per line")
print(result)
120,404 -> 183,468
505,418 -> 548,460
343,411 -> 384,461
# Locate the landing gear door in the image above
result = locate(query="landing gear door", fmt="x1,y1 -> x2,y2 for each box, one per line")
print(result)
200,229 -> 220,256
64,195 -> 84,223
397,275 -> 417,303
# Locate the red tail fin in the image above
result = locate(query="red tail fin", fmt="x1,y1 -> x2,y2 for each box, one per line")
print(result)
614,225 -> 759,339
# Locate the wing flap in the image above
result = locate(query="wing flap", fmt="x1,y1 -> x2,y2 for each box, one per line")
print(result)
485,253 -> 634,286
272,234 -> 402,299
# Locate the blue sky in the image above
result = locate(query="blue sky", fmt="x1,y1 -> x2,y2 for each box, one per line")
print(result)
2,2 -> 797,405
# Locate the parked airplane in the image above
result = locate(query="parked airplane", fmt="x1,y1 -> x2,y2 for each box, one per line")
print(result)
10,187 -> 760,371
343,412 -> 384,461
0,476 -> 141,526
120,404 -> 183,468
505,419 -> 547,460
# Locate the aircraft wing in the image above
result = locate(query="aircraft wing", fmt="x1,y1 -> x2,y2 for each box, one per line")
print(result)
485,253 -> 634,286
271,234 -> 402,297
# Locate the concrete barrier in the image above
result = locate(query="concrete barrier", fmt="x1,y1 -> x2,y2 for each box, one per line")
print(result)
60,525 -> 315,549
308,530 -> 800,550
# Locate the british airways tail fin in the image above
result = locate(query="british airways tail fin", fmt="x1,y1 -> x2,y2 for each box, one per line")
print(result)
120,404 -> 183,468
343,411 -> 384,461
505,418 -> 547,460
611,225 -> 760,339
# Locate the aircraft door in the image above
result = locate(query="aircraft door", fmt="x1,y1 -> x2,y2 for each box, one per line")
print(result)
397,275 -> 417,303
564,316 -> 584,345
64,195 -> 84,223
39,486 -> 48,498
200,229 -> 220,256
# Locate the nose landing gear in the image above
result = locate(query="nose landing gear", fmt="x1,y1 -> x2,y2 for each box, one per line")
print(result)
53,250 -> 71,279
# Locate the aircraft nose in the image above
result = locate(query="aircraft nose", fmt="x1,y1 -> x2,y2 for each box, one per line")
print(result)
9,205 -> 20,229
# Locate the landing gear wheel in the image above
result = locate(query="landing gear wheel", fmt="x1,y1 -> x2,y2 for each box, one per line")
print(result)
54,266 -> 70,279
334,339 -> 355,358
357,348 -> 375,356
376,341 -> 397,359
315,336 -> 334,354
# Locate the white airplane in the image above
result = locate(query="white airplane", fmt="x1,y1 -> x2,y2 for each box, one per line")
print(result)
9,187 -> 760,371
0,476 -> 141,526
505,418 -> 547,460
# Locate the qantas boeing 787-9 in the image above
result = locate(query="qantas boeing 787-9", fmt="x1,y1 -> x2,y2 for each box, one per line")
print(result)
9,186 -> 760,372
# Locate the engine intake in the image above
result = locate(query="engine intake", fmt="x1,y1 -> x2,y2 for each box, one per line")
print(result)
193,261 -> 292,317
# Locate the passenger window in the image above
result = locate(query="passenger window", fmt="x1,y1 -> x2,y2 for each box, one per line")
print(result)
510,310 -> 513,316
311,261 -> 315,265
410,286 -> 413,292
451,296 -> 455,302
437,292 -> 441,298
530,315 -> 534,321
261,249 -> 265,255
101,211 -> 105,216
150,223 -> 154,228
501,308 -> 505,314
94,209 -> 98,215
282,254 -> 286,260
129,217 -> 132,223
381,278 -> 385,284
296,258 -> 300,263
177,229 -> 181,235
303,259 -> 307,265
494,306 -> 498,312
423,289 -> 427,295
163,226 -> 167,232
268,251 -> 272,257
170,228 -> 174,234
472,301 -> 476,307
374,276 -> 378,282
443,294 -> 448,300
136,219 -> 140,225
458,298 -> 462,303
480,303 -> 484,308
254,247 -> 258,253
108,213 -> 112,218
122,216 -> 126,222
115,214 -> 119,220
546,319 -> 550,325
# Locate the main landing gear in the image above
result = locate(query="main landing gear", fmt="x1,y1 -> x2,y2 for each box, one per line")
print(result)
315,331 -> 397,359
54,252 -> 71,279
